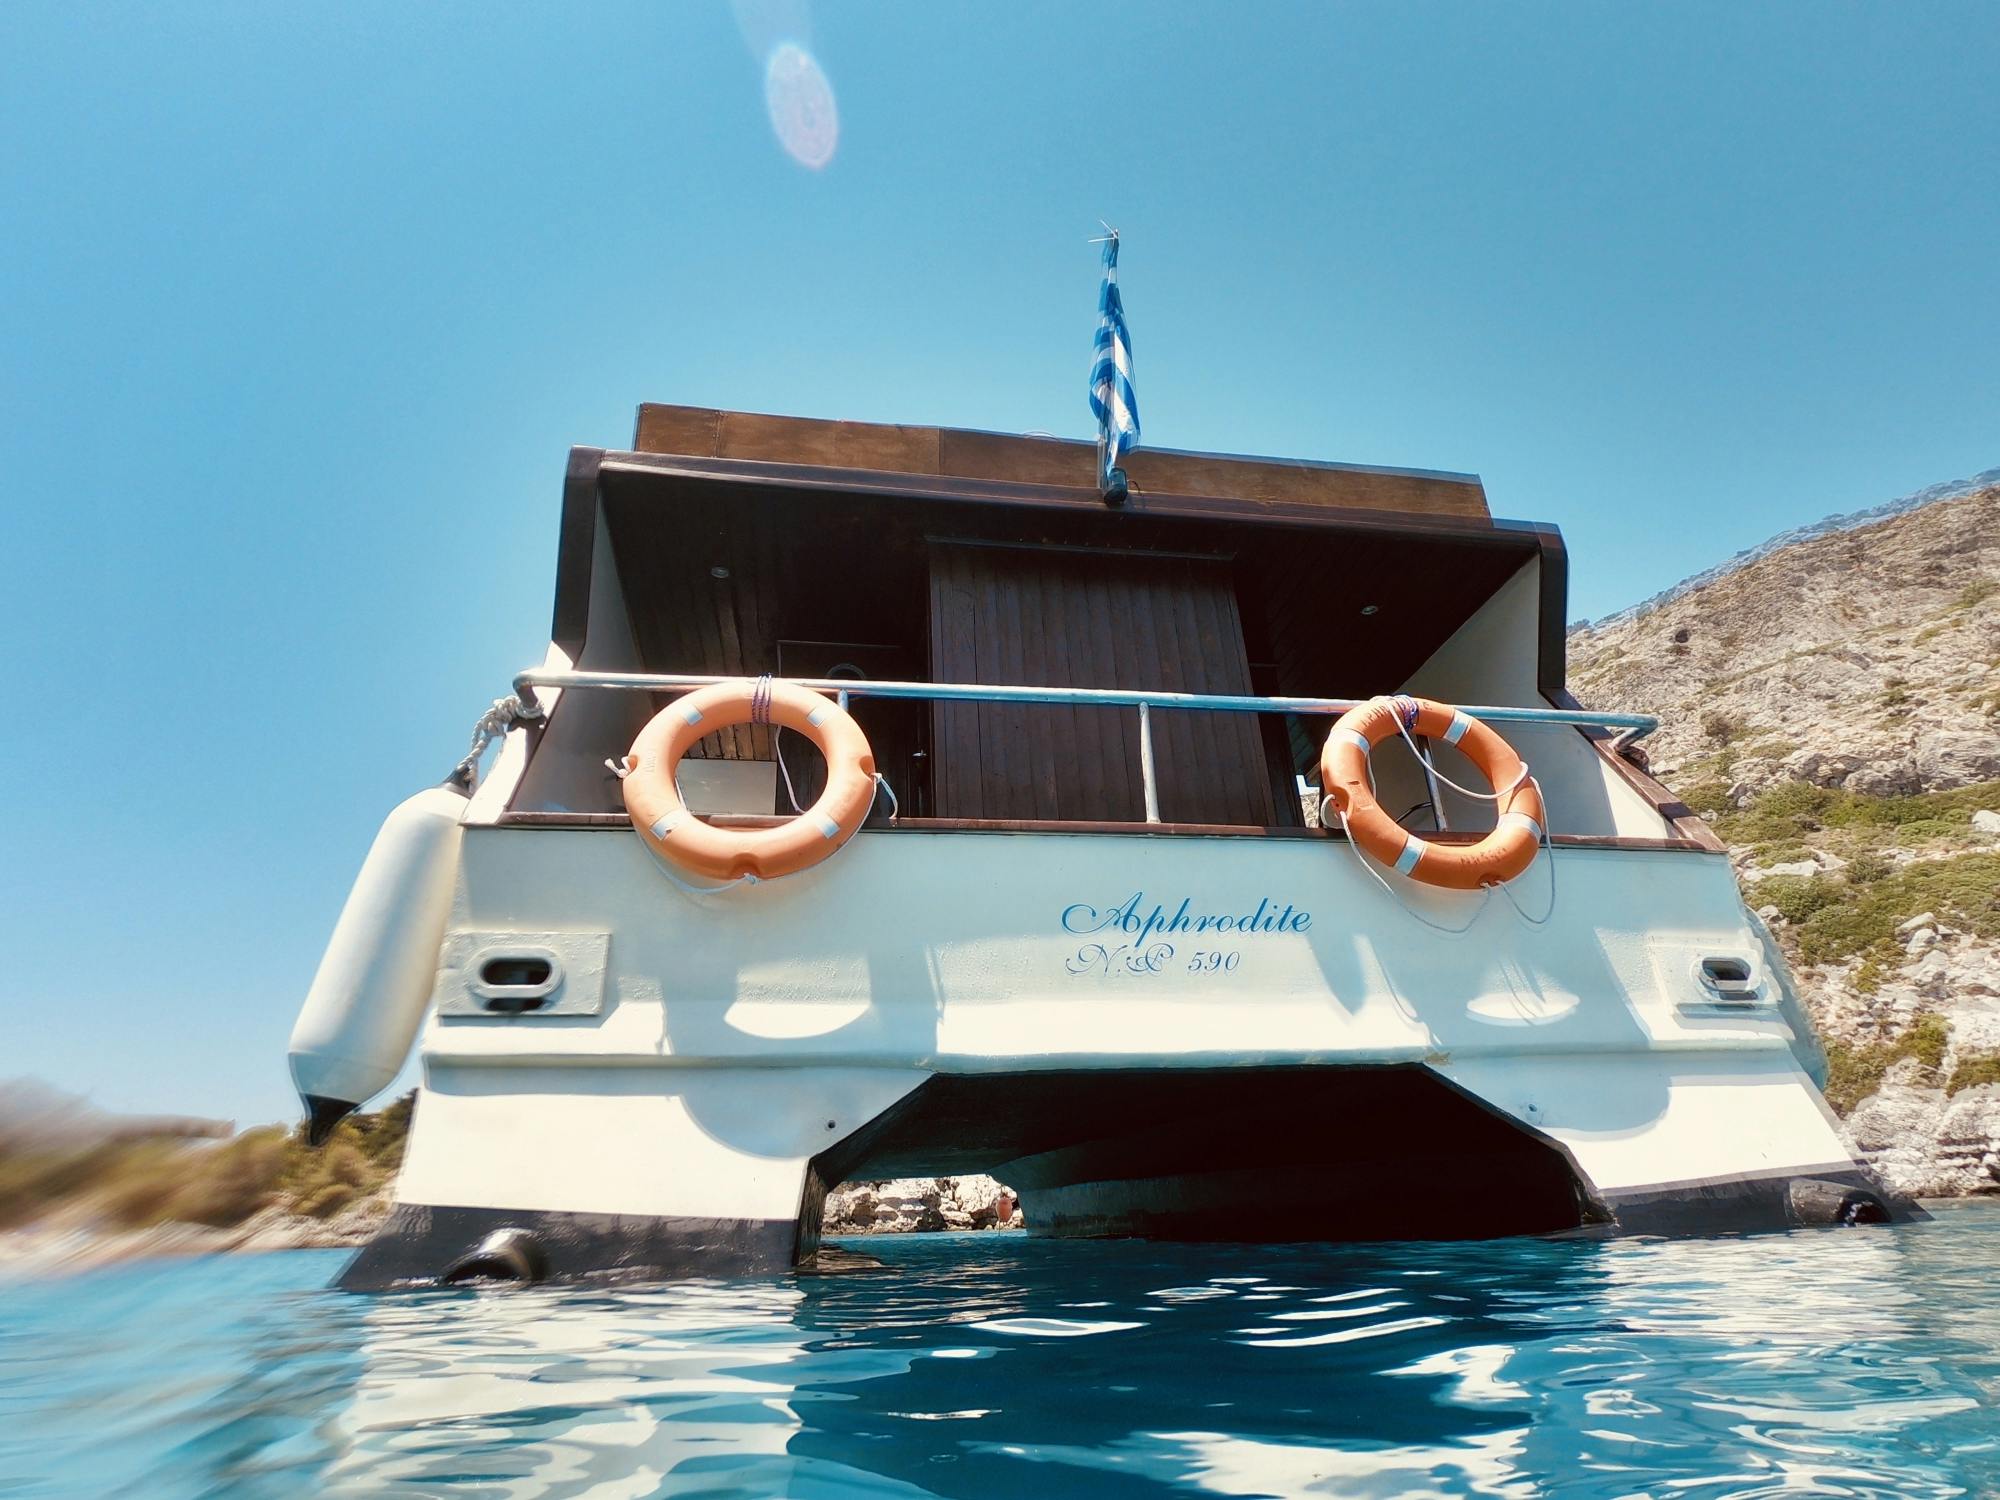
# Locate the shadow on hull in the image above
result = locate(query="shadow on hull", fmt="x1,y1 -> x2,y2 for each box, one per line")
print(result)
818,1065 -> 1605,1245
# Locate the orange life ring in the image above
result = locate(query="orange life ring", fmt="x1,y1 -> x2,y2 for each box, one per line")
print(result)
621,678 -> 877,882
1319,695 -> 1545,890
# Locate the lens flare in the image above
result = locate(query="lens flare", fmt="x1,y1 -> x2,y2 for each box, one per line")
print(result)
764,41 -> 837,169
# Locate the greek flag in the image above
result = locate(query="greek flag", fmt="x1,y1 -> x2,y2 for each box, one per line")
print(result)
1088,230 -> 1139,493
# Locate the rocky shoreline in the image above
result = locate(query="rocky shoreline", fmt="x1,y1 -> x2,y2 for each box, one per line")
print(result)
0,1178 -> 1024,1280
825,1175 -> 1023,1234
0,1197 -> 391,1281
1782,898 -> 2000,1198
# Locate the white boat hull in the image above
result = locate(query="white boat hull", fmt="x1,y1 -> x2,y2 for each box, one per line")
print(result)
332,824 -> 1908,1288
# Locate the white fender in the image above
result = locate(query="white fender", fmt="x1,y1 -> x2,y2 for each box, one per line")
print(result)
289,786 -> 465,1142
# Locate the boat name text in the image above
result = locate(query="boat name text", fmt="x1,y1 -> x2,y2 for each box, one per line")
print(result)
1061,893 -> 1311,944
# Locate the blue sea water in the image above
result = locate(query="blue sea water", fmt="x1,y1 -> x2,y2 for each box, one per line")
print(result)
4,1205 -> 2000,1498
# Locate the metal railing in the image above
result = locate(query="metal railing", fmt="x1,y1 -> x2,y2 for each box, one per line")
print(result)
511,668 -> 1656,825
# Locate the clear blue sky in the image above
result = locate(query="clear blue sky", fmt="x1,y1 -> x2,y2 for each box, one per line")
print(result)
4,4 -> 1996,1125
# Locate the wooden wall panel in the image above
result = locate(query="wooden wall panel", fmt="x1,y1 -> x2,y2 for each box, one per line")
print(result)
929,544 -> 1274,826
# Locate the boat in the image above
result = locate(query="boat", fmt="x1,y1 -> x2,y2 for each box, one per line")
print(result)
290,402 -> 1915,1290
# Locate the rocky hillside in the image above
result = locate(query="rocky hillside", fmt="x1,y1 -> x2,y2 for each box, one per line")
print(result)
1570,479 -> 2000,1197
1570,483 -> 2000,799
1586,467 -> 2000,637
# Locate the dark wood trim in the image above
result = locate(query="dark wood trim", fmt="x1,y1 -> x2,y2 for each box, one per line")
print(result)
491,809 -> 1715,853
1530,524 -> 1569,697
1545,688 -> 1728,853
523,446 -> 610,792
874,820 -> 1710,853
595,453 -> 1539,547
632,402 -> 1490,519
550,446 -> 606,659
1544,833 -> 1714,854
882,817 -> 1326,840
497,811 -> 636,827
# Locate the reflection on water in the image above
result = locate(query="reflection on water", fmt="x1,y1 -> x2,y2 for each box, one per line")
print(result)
5,1205 -> 2000,1497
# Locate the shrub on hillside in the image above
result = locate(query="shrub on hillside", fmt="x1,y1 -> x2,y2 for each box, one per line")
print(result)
1717,781 -> 1833,846
1749,873 -> 1843,926
164,1128 -> 290,1228
0,1139 -> 150,1229
1946,1053 -> 2000,1096
91,1142 -> 191,1227
1844,850 -> 1892,884
1822,1014 -> 1952,1115
1717,778 -> 2000,854
1680,778 -> 1734,816
1951,577 -> 1995,611
1751,853 -> 2000,967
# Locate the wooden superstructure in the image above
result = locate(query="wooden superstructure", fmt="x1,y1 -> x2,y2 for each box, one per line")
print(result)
546,406 -> 1573,830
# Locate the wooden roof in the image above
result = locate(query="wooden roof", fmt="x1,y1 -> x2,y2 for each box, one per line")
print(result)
634,404 -> 1490,521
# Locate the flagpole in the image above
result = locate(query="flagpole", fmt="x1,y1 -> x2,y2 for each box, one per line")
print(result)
1091,226 -> 1130,505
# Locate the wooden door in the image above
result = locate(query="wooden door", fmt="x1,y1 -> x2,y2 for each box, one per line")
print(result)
928,543 -> 1275,826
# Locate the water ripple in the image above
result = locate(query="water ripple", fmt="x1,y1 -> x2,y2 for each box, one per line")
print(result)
2,1205 -> 1999,1495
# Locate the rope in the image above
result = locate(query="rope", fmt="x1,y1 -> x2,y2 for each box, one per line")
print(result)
1334,806 -> 1493,935
738,674 -> 813,812
1383,695 -> 1529,805
1494,776 -> 1558,927
1329,698 -> 1555,931
773,732 -> 805,813
449,695 -> 531,791
636,834 -> 759,897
